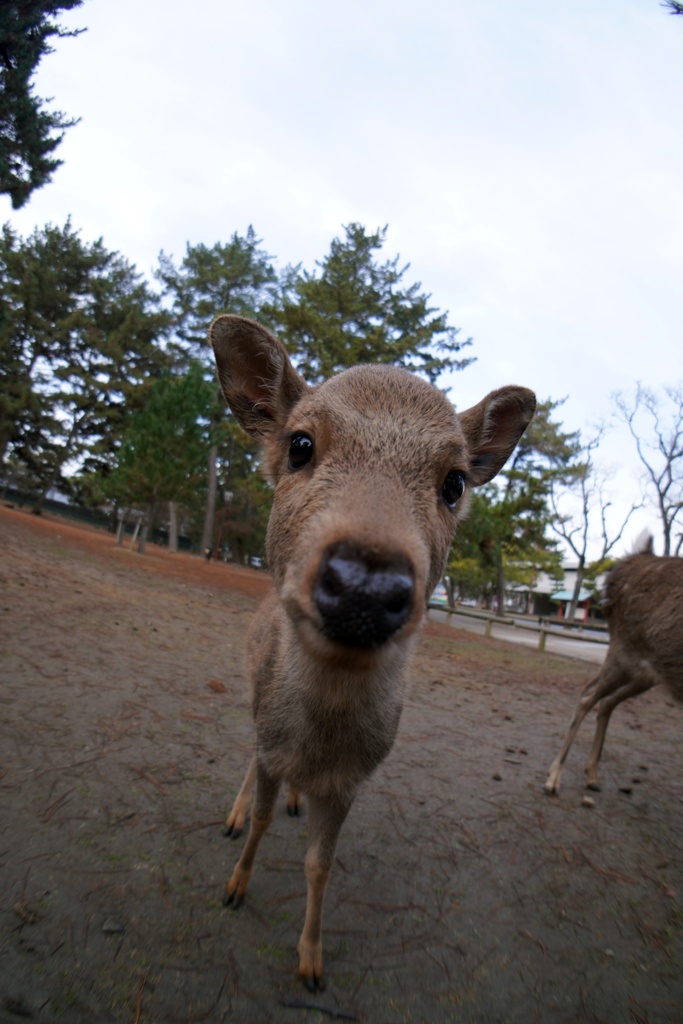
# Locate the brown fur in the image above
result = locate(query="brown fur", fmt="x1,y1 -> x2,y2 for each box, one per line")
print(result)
210,314 -> 536,989
545,537 -> 683,795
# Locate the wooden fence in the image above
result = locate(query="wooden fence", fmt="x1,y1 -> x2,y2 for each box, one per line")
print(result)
427,601 -> 609,652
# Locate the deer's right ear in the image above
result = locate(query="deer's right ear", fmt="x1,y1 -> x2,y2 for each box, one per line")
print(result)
210,315 -> 309,438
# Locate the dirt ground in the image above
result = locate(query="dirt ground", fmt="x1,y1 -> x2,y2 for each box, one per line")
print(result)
1,505 -> 682,1024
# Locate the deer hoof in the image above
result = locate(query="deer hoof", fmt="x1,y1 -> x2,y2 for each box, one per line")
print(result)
302,970 -> 326,993
222,887 -> 244,910
297,941 -> 325,992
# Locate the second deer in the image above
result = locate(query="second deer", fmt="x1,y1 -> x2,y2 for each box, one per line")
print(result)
545,533 -> 683,796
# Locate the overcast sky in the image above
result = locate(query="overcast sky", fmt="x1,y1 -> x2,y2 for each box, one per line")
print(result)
5,0 -> 682,559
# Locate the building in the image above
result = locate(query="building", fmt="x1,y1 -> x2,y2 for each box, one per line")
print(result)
515,565 -> 604,622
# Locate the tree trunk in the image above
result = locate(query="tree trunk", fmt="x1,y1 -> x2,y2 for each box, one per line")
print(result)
137,518 -> 149,554
201,444 -> 218,554
115,510 -> 126,546
0,431 -> 10,467
661,496 -> 671,556
137,503 -> 155,555
130,513 -> 143,549
168,501 -> 179,553
495,552 -> 506,617
566,557 -> 586,622
32,464 -> 60,515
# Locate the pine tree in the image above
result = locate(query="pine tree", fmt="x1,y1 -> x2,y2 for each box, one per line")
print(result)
107,362 -> 215,550
0,220 -> 169,509
157,227 -> 278,352
0,1 -> 83,209
157,227 -> 278,552
273,223 -> 473,384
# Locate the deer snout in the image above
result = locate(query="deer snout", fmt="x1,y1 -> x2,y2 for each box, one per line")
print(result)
313,542 -> 415,650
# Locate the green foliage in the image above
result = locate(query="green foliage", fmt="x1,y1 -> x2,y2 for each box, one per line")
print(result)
582,555 -> 618,605
448,487 -> 563,603
0,1 -> 83,208
0,220 -> 169,507
447,489 -> 499,600
157,227 -> 280,554
202,414 -> 271,561
106,362 -> 214,512
6,218 -> 565,572
272,223 -> 473,384
496,396 -> 581,552
448,398 -> 577,606
157,226 -> 278,356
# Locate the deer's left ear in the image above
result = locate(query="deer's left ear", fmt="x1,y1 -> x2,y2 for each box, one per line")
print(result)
210,314 -> 310,439
459,386 -> 536,486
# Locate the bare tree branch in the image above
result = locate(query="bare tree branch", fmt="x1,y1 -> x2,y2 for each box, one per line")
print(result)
549,426 -> 642,619
613,383 -> 683,556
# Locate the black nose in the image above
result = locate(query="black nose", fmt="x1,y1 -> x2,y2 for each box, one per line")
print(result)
313,542 -> 414,649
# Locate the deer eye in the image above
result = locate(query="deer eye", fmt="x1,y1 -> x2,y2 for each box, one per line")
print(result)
442,471 -> 465,508
288,432 -> 314,470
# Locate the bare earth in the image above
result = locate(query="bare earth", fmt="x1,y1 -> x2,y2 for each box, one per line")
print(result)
0,505 -> 681,1024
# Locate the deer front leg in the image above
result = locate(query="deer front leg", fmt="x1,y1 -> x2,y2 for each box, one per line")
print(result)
297,792 -> 353,992
224,754 -> 257,838
223,762 -> 280,909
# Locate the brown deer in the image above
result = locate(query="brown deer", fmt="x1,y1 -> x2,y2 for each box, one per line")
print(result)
210,314 -> 535,990
545,533 -> 683,796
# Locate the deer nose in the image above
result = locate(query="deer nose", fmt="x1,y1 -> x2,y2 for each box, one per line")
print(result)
313,542 -> 415,649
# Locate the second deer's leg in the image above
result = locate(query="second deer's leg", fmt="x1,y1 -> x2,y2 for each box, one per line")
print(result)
544,672 -> 607,795
585,674 -> 656,789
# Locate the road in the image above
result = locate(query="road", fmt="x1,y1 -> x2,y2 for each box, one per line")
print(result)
427,606 -> 607,664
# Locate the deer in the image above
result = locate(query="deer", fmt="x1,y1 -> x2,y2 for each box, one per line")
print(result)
209,313 -> 536,990
545,532 -> 683,796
